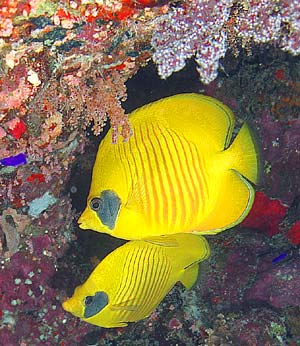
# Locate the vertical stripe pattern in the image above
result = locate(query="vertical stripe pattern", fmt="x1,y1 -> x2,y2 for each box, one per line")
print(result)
111,243 -> 172,322
123,121 -> 210,233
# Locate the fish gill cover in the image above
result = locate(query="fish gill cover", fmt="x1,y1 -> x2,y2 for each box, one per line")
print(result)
0,0 -> 300,345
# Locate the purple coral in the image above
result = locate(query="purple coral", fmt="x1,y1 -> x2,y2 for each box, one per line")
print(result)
151,0 -> 300,84
0,236 -> 93,345
152,0 -> 233,84
281,0 -> 300,55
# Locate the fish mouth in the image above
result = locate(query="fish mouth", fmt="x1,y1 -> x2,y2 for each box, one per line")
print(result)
77,214 -> 87,228
78,221 -> 88,230
62,299 -> 72,312
77,215 -> 85,228
62,297 -> 82,317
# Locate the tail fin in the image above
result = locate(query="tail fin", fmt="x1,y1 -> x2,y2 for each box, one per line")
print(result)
193,123 -> 260,234
226,122 -> 261,185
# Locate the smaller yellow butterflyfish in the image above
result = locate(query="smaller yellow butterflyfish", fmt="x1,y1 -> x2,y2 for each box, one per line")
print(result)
62,234 -> 210,328
79,93 -> 260,240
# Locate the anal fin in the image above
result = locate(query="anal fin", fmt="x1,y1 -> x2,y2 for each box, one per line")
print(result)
181,263 -> 199,289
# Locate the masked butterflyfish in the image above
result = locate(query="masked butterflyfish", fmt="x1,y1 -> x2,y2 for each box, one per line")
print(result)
62,233 -> 210,328
79,93 -> 260,240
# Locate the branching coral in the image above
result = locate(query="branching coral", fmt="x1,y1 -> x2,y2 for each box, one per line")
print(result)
28,68 -> 130,145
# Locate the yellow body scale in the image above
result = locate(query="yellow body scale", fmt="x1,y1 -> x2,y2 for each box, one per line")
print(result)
63,234 -> 210,328
79,93 -> 260,240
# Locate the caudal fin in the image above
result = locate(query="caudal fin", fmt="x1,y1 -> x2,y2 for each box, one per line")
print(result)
226,122 -> 261,184
193,122 -> 260,234
194,169 -> 255,233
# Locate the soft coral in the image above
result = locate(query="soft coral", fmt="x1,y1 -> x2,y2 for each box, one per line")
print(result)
241,191 -> 288,237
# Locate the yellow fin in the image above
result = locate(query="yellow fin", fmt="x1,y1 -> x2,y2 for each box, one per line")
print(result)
107,321 -> 128,327
115,322 -> 128,327
225,122 -> 261,184
181,263 -> 199,289
196,235 -> 211,261
130,93 -> 235,151
195,169 -> 255,233
144,236 -> 179,247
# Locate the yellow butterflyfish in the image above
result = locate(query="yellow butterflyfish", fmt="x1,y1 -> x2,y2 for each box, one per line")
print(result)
79,93 -> 260,240
62,234 -> 210,328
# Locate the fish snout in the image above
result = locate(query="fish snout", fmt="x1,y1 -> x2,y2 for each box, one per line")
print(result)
62,299 -> 72,312
62,296 -> 83,317
78,213 -> 88,230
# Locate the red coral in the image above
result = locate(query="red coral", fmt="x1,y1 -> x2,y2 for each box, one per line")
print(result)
286,220 -> 300,246
126,0 -> 167,8
83,3 -> 136,22
241,191 -> 288,237
274,68 -> 285,80
7,118 -> 27,139
27,173 -> 45,183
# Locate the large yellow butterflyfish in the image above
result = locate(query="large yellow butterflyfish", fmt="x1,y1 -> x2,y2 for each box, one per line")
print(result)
62,234 -> 210,328
79,93 -> 260,240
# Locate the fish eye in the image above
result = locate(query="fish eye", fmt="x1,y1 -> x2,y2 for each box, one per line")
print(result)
90,198 -> 101,211
84,296 -> 93,306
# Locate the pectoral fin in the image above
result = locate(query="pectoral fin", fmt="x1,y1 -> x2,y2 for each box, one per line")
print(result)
108,321 -> 128,327
110,299 -> 138,311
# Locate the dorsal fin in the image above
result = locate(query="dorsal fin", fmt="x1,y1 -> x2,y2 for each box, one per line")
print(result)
129,93 -> 235,151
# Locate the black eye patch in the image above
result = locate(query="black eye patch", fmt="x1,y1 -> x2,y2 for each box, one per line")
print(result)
90,190 -> 121,230
84,291 -> 108,318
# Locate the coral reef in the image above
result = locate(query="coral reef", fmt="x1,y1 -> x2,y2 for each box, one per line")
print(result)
0,235 -> 94,346
198,229 -> 300,311
152,0 -> 300,84
0,0 -> 166,344
1,0 -> 300,345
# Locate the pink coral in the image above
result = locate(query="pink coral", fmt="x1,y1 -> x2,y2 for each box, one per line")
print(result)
168,317 -> 183,330
0,78 -> 32,111
0,126 -> 6,139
